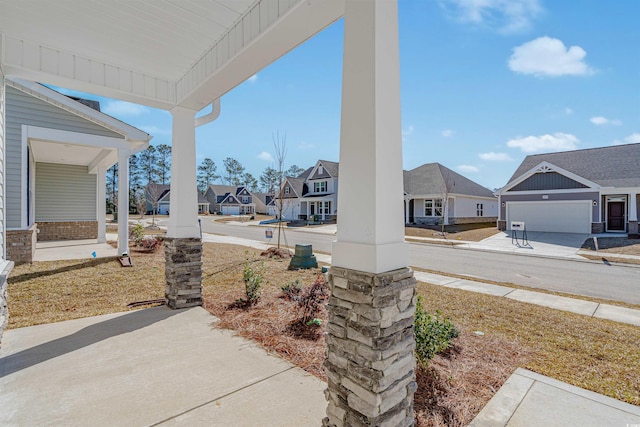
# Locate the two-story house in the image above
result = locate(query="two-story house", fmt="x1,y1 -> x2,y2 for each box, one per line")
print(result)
205,184 -> 256,215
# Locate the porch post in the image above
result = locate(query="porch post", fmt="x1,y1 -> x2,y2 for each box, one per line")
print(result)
405,197 -> 410,224
629,193 -> 638,235
165,106 -> 202,309
325,1 -> 416,426
117,149 -> 129,256
96,166 -> 106,243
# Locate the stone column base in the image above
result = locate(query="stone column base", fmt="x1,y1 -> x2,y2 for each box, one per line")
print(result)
164,237 -> 203,309
497,220 -> 506,231
628,221 -> 639,237
323,266 -> 417,427
591,222 -> 605,234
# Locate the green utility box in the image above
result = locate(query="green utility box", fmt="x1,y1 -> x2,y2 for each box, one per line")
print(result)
288,244 -> 318,269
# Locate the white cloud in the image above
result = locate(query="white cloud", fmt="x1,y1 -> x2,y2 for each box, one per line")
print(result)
102,100 -> 150,117
440,0 -> 542,33
564,107 -> 573,115
258,151 -> 274,162
612,133 -> 640,146
403,125 -> 415,137
507,132 -> 579,153
590,116 -> 622,126
508,37 -> 594,77
247,74 -> 258,83
441,129 -> 454,138
479,152 -> 513,161
139,125 -> 170,135
457,165 -> 480,173
297,141 -> 314,150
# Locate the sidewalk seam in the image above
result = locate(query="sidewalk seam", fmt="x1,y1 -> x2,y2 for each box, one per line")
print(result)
149,365 -> 297,426
503,377 -> 535,427
591,303 -> 601,318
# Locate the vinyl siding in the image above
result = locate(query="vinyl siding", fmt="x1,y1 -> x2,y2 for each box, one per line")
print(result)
507,172 -> 588,192
35,163 -> 96,221
0,76 -> 5,256
5,85 -> 122,228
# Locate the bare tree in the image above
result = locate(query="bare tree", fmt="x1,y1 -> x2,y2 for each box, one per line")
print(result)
273,132 -> 288,249
146,182 -> 166,227
134,187 -> 146,219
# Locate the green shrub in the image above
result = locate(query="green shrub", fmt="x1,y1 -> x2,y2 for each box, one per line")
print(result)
281,279 -> 302,300
414,295 -> 459,369
130,222 -> 145,243
241,259 -> 265,305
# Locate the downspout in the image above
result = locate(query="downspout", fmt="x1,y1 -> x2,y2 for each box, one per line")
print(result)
194,99 -> 221,128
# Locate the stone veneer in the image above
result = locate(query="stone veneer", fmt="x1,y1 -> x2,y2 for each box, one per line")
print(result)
164,237 -> 203,309
497,220 -> 506,231
7,225 -> 37,264
591,222 -> 605,234
324,266 -> 417,427
0,262 -> 14,348
628,221 -> 639,237
37,221 -> 98,241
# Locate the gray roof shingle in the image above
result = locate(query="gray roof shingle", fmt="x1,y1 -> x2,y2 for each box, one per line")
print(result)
507,143 -> 640,188
403,163 -> 495,198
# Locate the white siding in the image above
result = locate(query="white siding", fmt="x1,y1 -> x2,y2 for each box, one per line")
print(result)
5,85 -> 122,228
455,196 -> 498,218
35,163 -> 96,221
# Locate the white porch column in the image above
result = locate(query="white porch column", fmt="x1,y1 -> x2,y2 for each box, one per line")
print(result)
332,0 -> 408,274
96,166 -> 106,243
405,197 -> 410,224
117,149 -> 129,256
629,193 -> 638,221
324,2 -> 416,426
165,106 -> 202,309
167,106 -> 200,238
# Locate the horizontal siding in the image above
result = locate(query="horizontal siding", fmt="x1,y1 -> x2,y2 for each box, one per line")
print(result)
35,163 -> 96,221
5,86 -> 122,228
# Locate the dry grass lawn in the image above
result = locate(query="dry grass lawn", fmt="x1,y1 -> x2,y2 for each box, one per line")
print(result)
405,223 -> 500,242
582,237 -> 640,255
7,242 -> 640,425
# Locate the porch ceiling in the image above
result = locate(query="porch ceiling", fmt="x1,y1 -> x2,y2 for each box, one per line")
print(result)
30,139 -> 117,172
0,0 -> 344,110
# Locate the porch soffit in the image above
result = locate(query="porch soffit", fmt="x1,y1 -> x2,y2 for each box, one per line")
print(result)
0,0 -> 344,110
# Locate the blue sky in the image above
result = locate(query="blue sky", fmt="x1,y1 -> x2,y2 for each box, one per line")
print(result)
52,0 -> 639,191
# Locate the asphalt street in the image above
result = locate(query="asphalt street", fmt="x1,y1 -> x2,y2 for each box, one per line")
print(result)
198,218 -> 640,305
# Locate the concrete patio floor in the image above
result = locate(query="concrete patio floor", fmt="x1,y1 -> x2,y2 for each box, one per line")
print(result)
0,306 -> 326,426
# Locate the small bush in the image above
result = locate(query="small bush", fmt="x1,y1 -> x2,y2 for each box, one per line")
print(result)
281,279 -> 302,300
241,259 -> 265,305
414,295 -> 459,369
139,236 -> 163,251
130,222 -> 145,243
297,275 -> 329,324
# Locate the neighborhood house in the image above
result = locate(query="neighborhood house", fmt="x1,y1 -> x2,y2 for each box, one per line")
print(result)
496,143 -> 640,235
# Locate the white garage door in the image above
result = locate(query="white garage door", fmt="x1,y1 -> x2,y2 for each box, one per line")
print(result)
506,201 -> 591,233
222,205 -> 240,215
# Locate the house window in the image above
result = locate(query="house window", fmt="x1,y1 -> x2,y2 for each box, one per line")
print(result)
476,203 -> 484,216
425,199 -> 443,216
319,165 -> 323,174
241,196 -> 249,203
314,181 -> 327,193
323,201 -> 331,214
284,186 -> 290,194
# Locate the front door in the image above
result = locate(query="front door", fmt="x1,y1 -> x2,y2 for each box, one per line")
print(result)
607,202 -> 625,231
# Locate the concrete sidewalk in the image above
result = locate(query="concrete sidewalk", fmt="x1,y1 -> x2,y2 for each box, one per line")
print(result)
470,368 -> 640,426
0,307 -> 326,426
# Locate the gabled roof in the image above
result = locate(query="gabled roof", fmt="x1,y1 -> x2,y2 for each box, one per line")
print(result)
283,176 -> 306,198
507,143 -> 640,188
207,184 -> 240,196
147,184 -> 170,202
8,78 -> 151,144
309,159 -> 339,178
403,163 -> 494,198
148,183 -> 208,204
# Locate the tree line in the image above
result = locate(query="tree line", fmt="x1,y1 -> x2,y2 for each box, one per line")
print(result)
105,144 -> 306,213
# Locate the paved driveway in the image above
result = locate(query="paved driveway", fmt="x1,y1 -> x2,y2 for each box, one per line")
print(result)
466,231 -> 590,259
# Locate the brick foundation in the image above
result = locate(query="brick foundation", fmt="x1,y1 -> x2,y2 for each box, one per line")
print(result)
7,225 -> 37,264
324,266 -> 417,427
591,222 -> 605,234
37,221 -> 98,241
164,237 -> 203,309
